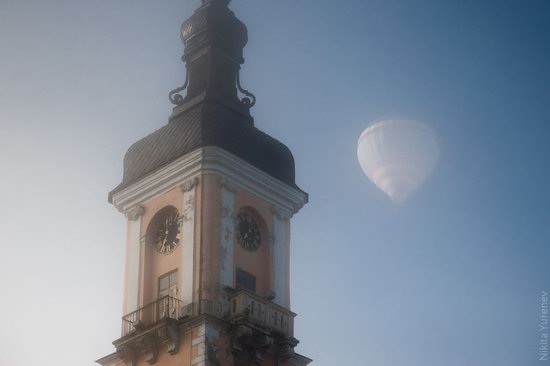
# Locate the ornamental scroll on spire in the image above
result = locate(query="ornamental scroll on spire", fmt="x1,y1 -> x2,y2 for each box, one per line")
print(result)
169,0 -> 256,111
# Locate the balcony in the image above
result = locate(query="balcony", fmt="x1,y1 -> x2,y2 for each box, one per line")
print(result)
121,296 -> 183,336
115,291 -> 298,365
119,290 -> 295,338
228,289 -> 295,337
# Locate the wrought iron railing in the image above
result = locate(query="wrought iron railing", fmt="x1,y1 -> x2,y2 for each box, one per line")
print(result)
120,292 -> 294,337
121,296 -> 183,336
228,289 -> 295,337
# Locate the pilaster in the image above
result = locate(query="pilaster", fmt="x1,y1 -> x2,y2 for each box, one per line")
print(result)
271,206 -> 291,308
180,177 -> 199,308
125,205 -> 145,314
220,179 -> 237,294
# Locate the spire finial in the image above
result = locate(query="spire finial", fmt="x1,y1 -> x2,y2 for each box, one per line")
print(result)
202,0 -> 231,5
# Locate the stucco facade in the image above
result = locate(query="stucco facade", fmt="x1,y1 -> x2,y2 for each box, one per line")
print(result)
98,1 -> 311,365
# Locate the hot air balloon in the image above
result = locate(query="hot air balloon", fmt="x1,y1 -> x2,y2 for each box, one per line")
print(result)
357,119 -> 439,204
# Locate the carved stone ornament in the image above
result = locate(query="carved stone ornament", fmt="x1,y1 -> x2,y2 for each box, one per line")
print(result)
180,177 -> 199,192
271,206 -> 291,221
126,206 -> 145,221
158,322 -> 180,355
220,245 -> 230,270
223,226 -> 233,242
220,178 -> 238,193
275,336 -> 299,362
268,234 -> 275,247
180,195 -> 196,223
116,345 -> 137,366
231,324 -> 272,366
137,335 -> 159,364
220,204 -> 234,219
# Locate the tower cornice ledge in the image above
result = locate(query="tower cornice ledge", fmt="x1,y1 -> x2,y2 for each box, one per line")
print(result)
111,147 -> 308,216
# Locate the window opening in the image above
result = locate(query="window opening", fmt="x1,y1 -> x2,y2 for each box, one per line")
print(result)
236,268 -> 256,292
159,270 -> 179,299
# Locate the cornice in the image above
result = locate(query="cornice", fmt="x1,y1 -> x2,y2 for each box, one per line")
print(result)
112,149 -> 203,213
95,352 -> 120,366
111,147 -> 308,215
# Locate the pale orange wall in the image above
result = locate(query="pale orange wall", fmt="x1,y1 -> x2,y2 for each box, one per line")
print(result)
234,189 -> 274,297
140,187 -> 184,306
123,172 -> 286,309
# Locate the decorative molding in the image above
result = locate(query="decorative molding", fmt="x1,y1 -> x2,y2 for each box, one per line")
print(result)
271,206 -> 292,221
274,336 -> 300,363
111,147 -> 308,222
268,234 -> 276,248
229,318 -> 303,366
220,178 -> 238,193
266,290 -> 276,301
220,203 -> 234,219
231,324 -> 272,366
125,206 -> 144,221
220,184 -> 236,292
179,195 -> 196,223
180,183 -> 196,307
112,320 -> 181,366
116,345 -> 136,366
220,246 -> 230,270
158,322 -> 181,355
223,226 -> 233,242
180,177 -> 199,192
95,352 -> 121,366
137,335 -> 158,364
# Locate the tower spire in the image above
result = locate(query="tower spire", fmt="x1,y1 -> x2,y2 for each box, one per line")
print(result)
169,0 -> 254,119
202,0 -> 231,4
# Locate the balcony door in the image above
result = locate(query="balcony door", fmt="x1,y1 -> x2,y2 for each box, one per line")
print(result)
158,270 -> 179,318
159,270 -> 179,298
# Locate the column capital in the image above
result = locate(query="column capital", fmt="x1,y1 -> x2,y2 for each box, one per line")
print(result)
180,177 -> 199,192
271,206 -> 292,220
220,178 -> 238,193
125,205 -> 144,221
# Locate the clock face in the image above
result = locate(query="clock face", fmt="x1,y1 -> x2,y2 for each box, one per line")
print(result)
236,212 -> 261,252
155,213 -> 181,254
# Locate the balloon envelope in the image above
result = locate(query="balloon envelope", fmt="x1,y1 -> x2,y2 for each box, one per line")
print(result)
357,119 -> 439,204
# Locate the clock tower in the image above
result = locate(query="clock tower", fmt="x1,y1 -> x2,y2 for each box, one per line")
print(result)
97,1 -> 312,366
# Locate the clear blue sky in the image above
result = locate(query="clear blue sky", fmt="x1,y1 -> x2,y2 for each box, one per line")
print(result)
0,0 -> 549,365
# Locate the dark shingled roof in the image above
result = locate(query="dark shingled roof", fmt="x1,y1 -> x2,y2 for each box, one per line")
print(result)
109,102 -> 300,202
108,1 -> 303,202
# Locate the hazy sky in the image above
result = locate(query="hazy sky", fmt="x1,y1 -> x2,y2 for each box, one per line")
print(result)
1,0 -> 549,365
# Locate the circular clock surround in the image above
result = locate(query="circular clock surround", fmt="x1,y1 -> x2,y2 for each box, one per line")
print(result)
147,207 -> 182,255
235,212 -> 262,252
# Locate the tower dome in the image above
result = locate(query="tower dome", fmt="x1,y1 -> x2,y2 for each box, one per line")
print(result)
109,0 -> 303,202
